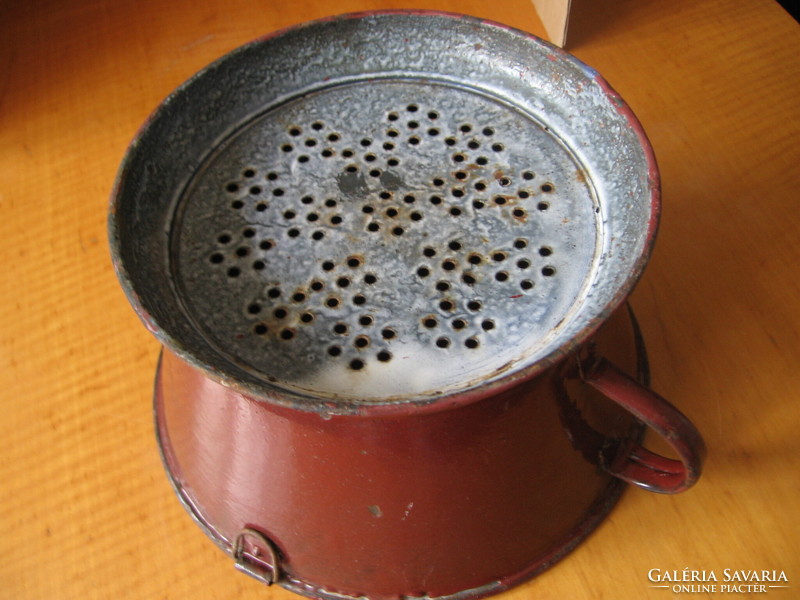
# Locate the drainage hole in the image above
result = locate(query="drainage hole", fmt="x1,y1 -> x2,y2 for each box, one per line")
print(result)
377,350 -> 392,362
310,281 -> 324,292
482,127 -> 495,136
445,137 -> 457,146
231,200 -> 244,209
518,190 -> 530,199
492,252 -> 506,262
260,240 -> 273,250
387,129 -> 399,138
542,266 -> 557,277
359,315 -> 373,326
226,183 -> 239,193
383,142 -> 395,151
417,266 -> 431,278
452,319 -> 467,330
267,287 -> 281,299
468,254 -> 481,265
342,149 -> 355,158
539,246 -> 553,256
328,345 -> 342,357
365,154 -> 377,163
252,260 -> 265,271
423,247 -> 437,257
292,292 -> 306,303
364,274 -> 378,284
217,233 -> 232,244
349,358 -> 365,370
537,202 -> 549,211
353,294 -> 367,305
387,112 -> 399,121
288,228 -> 300,237
360,138 -> 372,147
347,257 -> 362,268
465,337 -> 480,349
436,337 -> 451,348
476,157 -> 488,166
424,317 -> 438,328
460,124 -> 472,133
387,158 -> 399,166
513,208 -> 526,218
331,215 -> 343,225
517,259 -> 531,269
442,259 -> 457,271
235,247 -> 249,258
333,323 -> 348,335
521,280 -> 534,290
210,253 -> 224,264
491,143 -> 504,152
337,277 -> 350,288
429,195 -> 443,205
392,226 -> 405,236
495,271 -> 509,282
523,171 -> 535,180
354,336 -> 370,348
514,239 -> 528,249
408,121 -> 419,129
267,172 -> 278,181
473,200 -> 485,209
369,169 -> 381,177
406,104 -> 418,112
439,300 -> 454,311
254,323 -> 268,335
386,208 -> 398,218
403,194 -> 416,204
301,196 -> 314,204
494,196 -> 507,205
307,213 -> 319,222
428,128 -> 439,136
243,228 -> 256,238
255,202 -> 268,212
367,222 -> 380,232
468,141 -> 480,150
541,183 -> 554,193
410,212 -> 423,221
475,181 -> 487,191
453,154 -> 466,163
382,328 -> 396,339
312,231 -> 325,241
281,144 -> 293,153
499,177 -> 511,187
283,209 -> 295,219
436,281 -> 451,292
227,267 -> 241,278
467,300 -> 482,311
448,241 -> 462,251
300,312 -> 314,323
247,303 -> 261,314
481,319 -> 495,331
408,136 -> 420,145
326,297 -> 341,308
449,207 -> 462,216
462,273 -> 476,285
298,155 -> 309,163
273,308 -> 288,319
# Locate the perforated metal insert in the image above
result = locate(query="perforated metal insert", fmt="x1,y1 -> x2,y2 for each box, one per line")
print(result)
172,81 -> 599,398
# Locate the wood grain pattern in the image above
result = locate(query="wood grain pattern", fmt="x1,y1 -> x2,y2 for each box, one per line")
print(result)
1,0 -> 798,598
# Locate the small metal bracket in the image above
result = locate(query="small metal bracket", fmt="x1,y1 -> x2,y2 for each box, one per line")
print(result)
232,527 -> 281,585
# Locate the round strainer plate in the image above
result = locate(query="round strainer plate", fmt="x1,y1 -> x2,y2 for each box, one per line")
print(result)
174,81 -> 597,398
111,12 -> 659,408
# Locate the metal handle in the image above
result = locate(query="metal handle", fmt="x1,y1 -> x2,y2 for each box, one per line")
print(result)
581,356 -> 706,494
232,527 -> 281,585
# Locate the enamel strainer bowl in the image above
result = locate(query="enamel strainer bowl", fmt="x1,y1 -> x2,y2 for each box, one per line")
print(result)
110,12 -> 704,600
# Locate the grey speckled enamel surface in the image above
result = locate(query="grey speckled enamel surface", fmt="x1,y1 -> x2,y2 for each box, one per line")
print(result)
111,12 -> 658,408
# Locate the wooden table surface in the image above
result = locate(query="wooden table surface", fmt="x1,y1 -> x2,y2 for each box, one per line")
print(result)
1,0 -> 798,598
